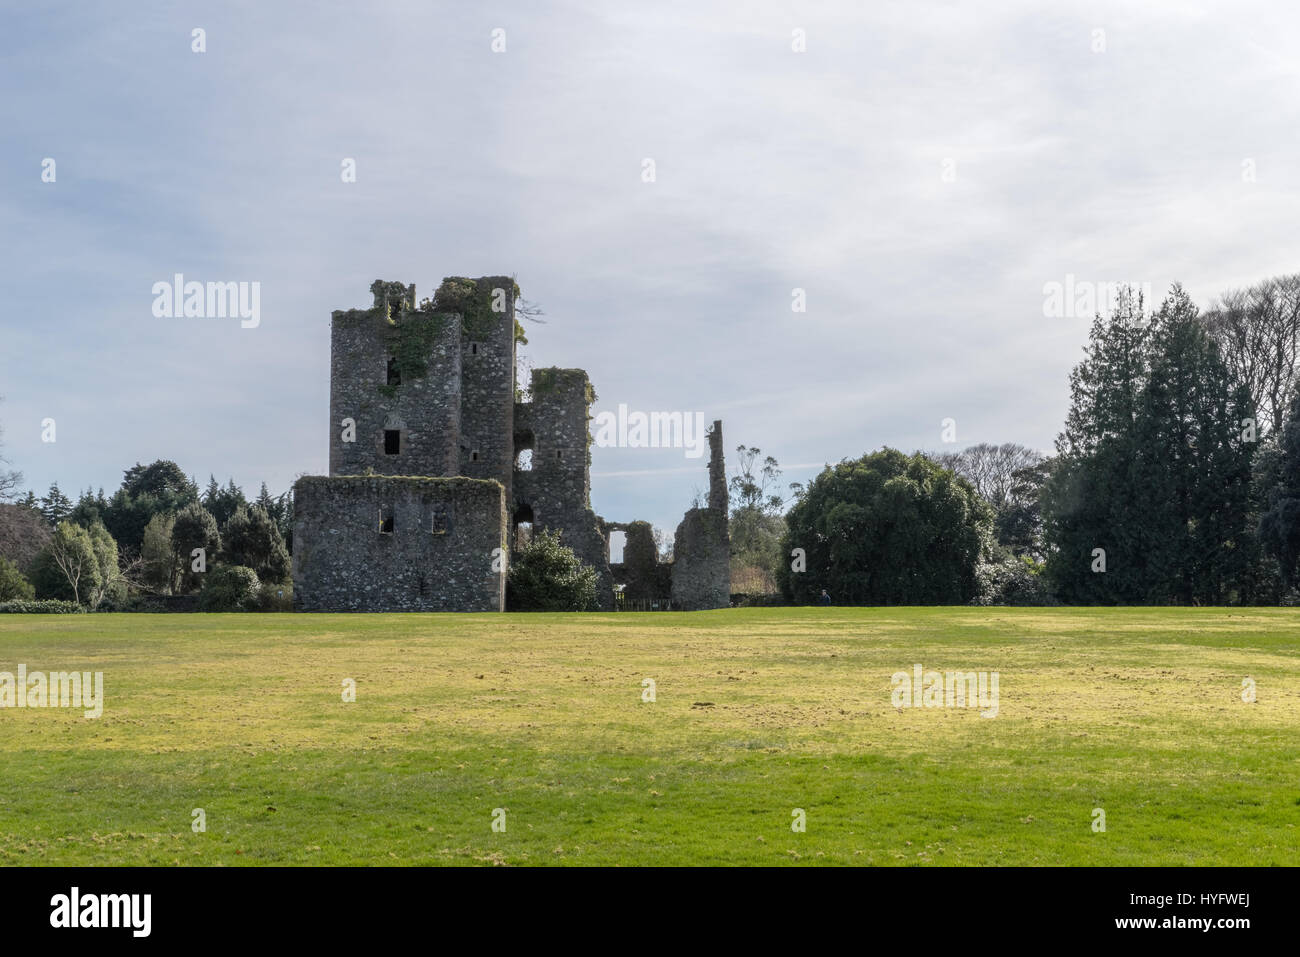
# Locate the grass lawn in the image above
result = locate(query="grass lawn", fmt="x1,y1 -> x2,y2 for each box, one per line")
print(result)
0,607 -> 1297,866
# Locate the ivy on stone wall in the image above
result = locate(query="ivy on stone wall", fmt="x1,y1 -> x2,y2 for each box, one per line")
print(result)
378,312 -> 445,398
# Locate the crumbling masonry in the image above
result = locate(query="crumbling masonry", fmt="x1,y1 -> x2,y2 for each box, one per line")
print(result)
292,276 -> 729,612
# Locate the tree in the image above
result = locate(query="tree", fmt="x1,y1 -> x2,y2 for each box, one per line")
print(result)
729,446 -> 786,593
1135,287 -> 1255,603
0,555 -> 34,601
1044,286 -> 1256,603
506,528 -> 598,611
122,460 -> 195,500
68,487 -> 109,529
39,482 -> 73,527
777,448 -> 993,605
0,396 -> 21,503
255,482 -> 276,517
140,512 -> 179,593
220,505 -> 290,584
204,477 -> 247,528
30,521 -> 101,604
995,457 -> 1054,559
100,460 -> 198,553
932,443 -> 1044,511
1259,389 -> 1300,587
1041,288 -> 1151,603
171,502 -> 221,593
1202,273 -> 1300,435
84,522 -> 124,608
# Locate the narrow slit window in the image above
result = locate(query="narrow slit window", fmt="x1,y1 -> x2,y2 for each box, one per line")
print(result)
379,506 -> 394,534
470,342 -> 479,356
470,449 -> 479,462
384,430 -> 401,455
431,504 -> 449,536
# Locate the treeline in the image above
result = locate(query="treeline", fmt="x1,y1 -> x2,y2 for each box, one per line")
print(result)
0,459 -> 294,612
753,273 -> 1300,606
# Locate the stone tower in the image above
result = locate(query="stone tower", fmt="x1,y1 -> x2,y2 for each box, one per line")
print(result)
292,274 -> 727,613
293,276 -> 614,612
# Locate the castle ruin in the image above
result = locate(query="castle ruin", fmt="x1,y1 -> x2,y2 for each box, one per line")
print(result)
292,276 -> 729,612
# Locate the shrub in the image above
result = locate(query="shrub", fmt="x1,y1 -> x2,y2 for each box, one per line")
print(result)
197,565 -> 261,612
256,580 -> 293,612
0,599 -> 86,614
0,555 -> 35,601
507,529 -> 598,611
971,554 -> 1056,606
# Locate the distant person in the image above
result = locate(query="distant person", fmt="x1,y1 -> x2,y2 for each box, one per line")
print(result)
819,589 -> 831,606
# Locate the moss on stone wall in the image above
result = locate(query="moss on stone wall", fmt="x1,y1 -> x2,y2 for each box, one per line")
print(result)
433,276 -> 521,341
377,311 -> 447,397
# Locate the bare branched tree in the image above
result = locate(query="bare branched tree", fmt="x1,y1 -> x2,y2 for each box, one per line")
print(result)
0,396 -> 22,502
1203,273 -> 1300,434
48,527 -> 93,605
932,443 -> 1044,509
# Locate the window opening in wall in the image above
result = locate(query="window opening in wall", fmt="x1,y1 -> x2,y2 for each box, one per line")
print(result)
431,504 -> 449,536
384,430 -> 401,455
386,358 -> 401,386
470,450 -> 479,462
379,506 -> 394,534
515,449 -> 533,471
512,504 -> 534,552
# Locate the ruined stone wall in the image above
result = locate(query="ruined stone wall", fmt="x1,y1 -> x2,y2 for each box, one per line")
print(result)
513,367 -> 614,609
606,520 -> 671,599
670,420 -> 730,610
292,475 -> 506,612
329,281 -> 463,478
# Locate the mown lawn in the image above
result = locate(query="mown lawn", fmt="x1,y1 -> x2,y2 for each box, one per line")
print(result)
0,607 -> 1296,865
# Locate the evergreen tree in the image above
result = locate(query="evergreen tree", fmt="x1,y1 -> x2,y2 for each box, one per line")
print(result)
1135,287 -> 1255,603
1044,286 -> 1257,603
220,505 -> 290,584
204,478 -> 247,528
171,502 -> 221,594
39,482 -> 74,527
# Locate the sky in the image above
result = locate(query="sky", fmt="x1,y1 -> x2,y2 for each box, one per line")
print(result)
4,0 -> 1300,535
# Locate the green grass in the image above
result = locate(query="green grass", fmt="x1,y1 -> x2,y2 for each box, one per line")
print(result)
0,607 -> 1297,865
